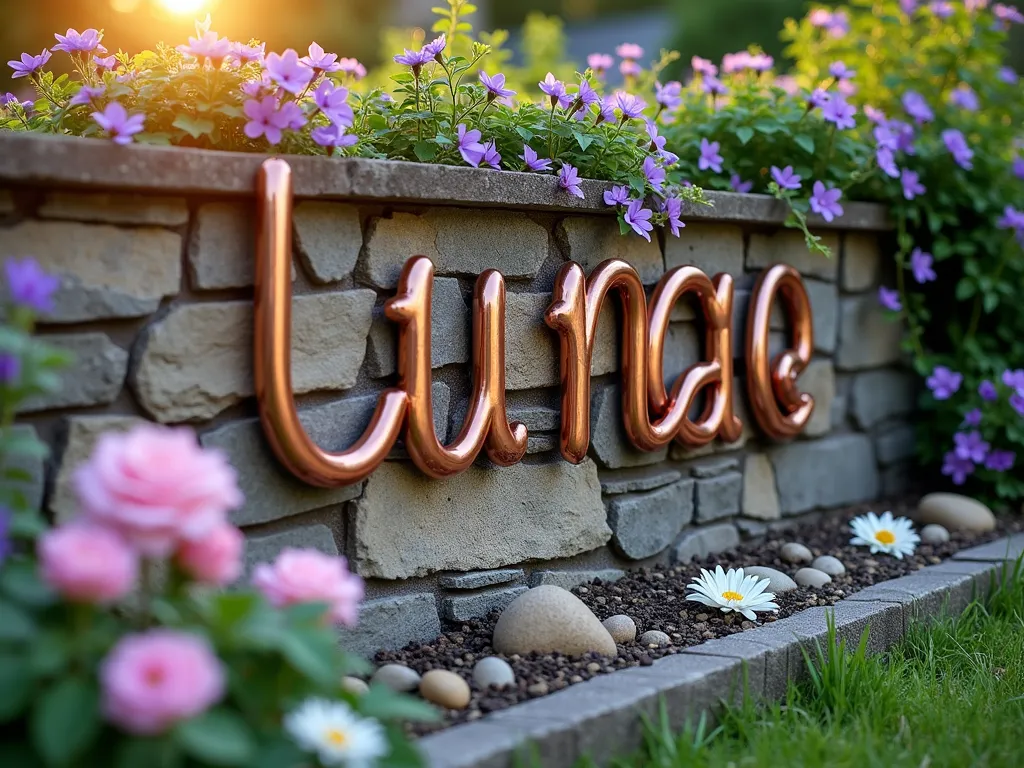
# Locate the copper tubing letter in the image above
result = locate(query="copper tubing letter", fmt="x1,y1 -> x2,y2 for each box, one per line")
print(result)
254,159 -> 408,487
387,256 -> 527,478
647,267 -> 743,446
745,263 -> 815,438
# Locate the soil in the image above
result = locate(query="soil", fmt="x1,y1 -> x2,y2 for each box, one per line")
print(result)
372,497 -> 1021,735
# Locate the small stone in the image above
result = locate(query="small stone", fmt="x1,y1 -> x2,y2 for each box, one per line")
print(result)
419,670 -> 471,710
920,524 -> 951,544
472,657 -> 515,690
602,615 -> 637,644
340,677 -> 369,696
639,630 -> 670,648
811,555 -> 846,576
695,613 -> 709,622
914,493 -> 996,533
741,620 -> 754,630
492,586 -> 617,657
743,566 -> 798,593
586,662 -> 601,673
528,681 -> 550,697
794,568 -> 832,588
371,664 -> 421,692
780,542 -> 813,564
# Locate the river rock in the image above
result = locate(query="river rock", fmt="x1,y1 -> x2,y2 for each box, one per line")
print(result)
780,542 -> 813,564
639,630 -> 670,648
920,523 -> 951,544
794,567 -> 832,588
811,555 -> 846,576
371,664 -> 421,692
492,585 -> 617,657
420,670 -> 471,710
472,657 -> 516,690
743,566 -> 798,593
915,493 -> 996,532
602,615 -> 637,644
340,676 -> 369,696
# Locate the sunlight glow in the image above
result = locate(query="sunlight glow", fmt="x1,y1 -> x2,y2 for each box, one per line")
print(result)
157,0 -> 208,15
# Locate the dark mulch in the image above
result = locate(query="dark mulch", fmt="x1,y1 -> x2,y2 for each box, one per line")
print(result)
374,497 -> 1021,735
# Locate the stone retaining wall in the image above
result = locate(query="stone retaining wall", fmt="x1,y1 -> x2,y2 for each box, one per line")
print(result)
1,134 -> 916,655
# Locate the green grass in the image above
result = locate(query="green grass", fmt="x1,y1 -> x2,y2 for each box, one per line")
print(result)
613,561 -> 1024,768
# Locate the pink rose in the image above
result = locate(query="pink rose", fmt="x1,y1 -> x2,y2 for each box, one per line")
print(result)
72,425 -> 243,557
252,548 -> 364,626
38,524 -> 137,603
100,629 -> 225,735
176,523 -> 245,586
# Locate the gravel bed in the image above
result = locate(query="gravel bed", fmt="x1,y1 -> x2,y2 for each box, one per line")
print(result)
372,497 -> 1020,735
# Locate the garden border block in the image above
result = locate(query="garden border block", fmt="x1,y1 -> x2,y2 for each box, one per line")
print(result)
418,533 -> 1023,768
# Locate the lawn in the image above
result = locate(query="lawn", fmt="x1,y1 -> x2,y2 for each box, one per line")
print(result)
614,562 -> 1024,768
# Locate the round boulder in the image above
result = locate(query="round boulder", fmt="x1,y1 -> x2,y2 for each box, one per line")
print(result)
921,523 -> 951,545
744,566 -> 798,593
472,657 -> 515,690
811,555 -> 846,576
420,670 -> 471,710
371,664 -> 420,692
492,585 -> 617,657
915,493 -> 995,532
781,542 -> 813,564
794,567 -> 832,588
602,615 -> 637,644
639,630 -> 670,648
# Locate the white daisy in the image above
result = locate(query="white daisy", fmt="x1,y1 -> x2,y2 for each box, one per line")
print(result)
849,511 -> 920,559
284,698 -> 388,768
686,565 -> 780,622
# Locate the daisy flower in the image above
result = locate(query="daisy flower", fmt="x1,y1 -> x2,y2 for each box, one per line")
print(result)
849,511 -> 920,559
284,698 -> 388,768
686,565 -> 779,622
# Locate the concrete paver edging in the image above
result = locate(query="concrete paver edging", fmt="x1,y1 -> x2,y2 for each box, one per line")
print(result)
418,532 -> 1024,768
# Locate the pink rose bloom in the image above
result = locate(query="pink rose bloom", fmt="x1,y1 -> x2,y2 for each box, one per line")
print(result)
100,630 -> 225,735
253,548 -> 364,626
38,524 -> 137,603
72,425 -> 243,557
176,523 -> 245,586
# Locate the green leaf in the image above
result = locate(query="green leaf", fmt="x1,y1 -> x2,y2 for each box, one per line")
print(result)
413,141 -> 437,161
1,560 -> 56,607
176,709 -> 256,767
0,653 -> 33,722
30,678 -> 101,766
281,630 -> 337,683
0,599 -> 36,641
115,738 -> 182,768
955,278 -> 976,301
735,126 -> 754,145
794,134 -> 815,154
0,430 -> 48,460
573,131 -> 594,152
360,685 -> 441,723
171,115 -> 215,139
752,118 -> 783,134
515,127 -> 534,142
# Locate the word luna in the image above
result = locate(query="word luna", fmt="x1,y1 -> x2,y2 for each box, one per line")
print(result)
254,159 -> 816,487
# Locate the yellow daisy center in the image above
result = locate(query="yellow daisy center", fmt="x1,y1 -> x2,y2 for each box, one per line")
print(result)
324,728 -> 348,748
874,529 -> 896,545
721,590 -> 744,602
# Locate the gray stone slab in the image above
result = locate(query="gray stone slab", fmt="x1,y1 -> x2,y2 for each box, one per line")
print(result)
439,569 -> 524,590
599,465 -> 683,495
556,216 -> 664,284
590,384 -> 668,468
682,636 -> 774,700
842,232 -> 881,292
673,523 -> 740,563
38,192 -> 189,226
442,586 -> 528,622
951,532 -> 1024,564
188,202 -> 259,290
844,569 -> 979,623
923,560 -> 1005,596
747,230 -> 840,280
875,423 -> 917,465
607,478 -> 695,560
836,294 -> 903,370
528,569 -> 625,590
663,222 -> 744,276
849,369 -> 916,429
19,333 -> 128,412
293,201 -> 362,284
336,592 -> 442,658
804,278 -> 839,354
507,405 -> 561,433
244,523 -> 338,572
690,457 -> 740,479
694,472 -> 742,523
769,434 -> 879,515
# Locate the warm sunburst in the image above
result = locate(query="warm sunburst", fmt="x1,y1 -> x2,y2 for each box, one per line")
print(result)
157,0 -> 208,15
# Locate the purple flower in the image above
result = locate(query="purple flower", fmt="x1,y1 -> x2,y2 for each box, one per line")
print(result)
1013,157 -> 1024,179
826,9 -> 851,35
877,147 -> 900,178
53,28 -> 105,55
69,84 -> 106,108
312,81 -> 353,127
701,75 -> 728,96
276,101 -> 306,131
0,353 -> 21,385
300,42 -> 341,73
965,0 -> 987,11
4,257 -> 59,313
942,451 -> 974,485
771,165 -> 802,191
901,169 -> 926,200
575,79 -> 600,109
865,105 -> 887,124
588,53 -> 614,73
902,91 -> 934,124
94,55 -> 118,71
457,123 -> 486,167
623,199 -> 654,241
481,141 -> 501,170
963,408 -> 983,427
559,164 -> 584,199
522,145 -> 552,172
655,81 -> 683,110
595,97 -> 618,125
8,49 -> 51,79
809,9 -> 834,26
616,43 -> 644,60
822,95 -> 857,130
889,120 -> 917,153
808,88 -> 830,109
829,61 -> 855,80
1012,393 -> 1024,417
954,431 -> 989,463
604,185 -> 630,207
901,0 -> 920,15
999,66 -> 1018,84
910,248 -> 936,283
92,102 -> 145,145
230,42 -> 265,65
265,49 -> 314,94
338,58 -> 366,79
948,84 -> 979,111
243,97 -> 288,144
994,3 -> 1024,25
642,156 -> 666,192
942,129 -> 974,170
929,1 -> 954,18
311,124 -> 357,149
664,197 -> 685,237
1002,369 -> 1024,390
480,71 -> 515,101
539,73 -> 568,108
613,92 -> 646,120
698,138 -> 723,173
730,174 -> 753,193
985,450 -> 1016,472
394,47 -> 430,70
691,56 -> 718,76
927,365 -> 963,400
620,60 -> 642,77
979,380 -> 998,401
878,286 -> 902,312
421,34 -> 447,61
809,181 -> 844,222
997,206 -> 1024,242
181,31 -> 232,64
722,52 -> 752,73
837,79 -> 858,98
